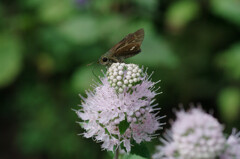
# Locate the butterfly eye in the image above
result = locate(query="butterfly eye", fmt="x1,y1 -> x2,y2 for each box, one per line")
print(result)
102,57 -> 108,62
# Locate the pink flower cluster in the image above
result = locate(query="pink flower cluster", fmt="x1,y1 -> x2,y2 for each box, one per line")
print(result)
76,63 -> 163,152
153,108 -> 226,159
220,129 -> 240,159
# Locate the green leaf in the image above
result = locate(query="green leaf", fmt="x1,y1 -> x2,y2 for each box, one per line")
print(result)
92,0 -> 112,13
107,151 -> 114,158
122,154 -> 147,159
105,128 -> 110,136
98,15 -> 127,41
0,33 -> 22,88
57,15 -> 100,45
38,0 -> 73,23
166,0 -> 200,29
216,42 -> 240,80
131,142 -> 150,159
132,0 -> 158,13
211,0 -> 240,26
218,87 -> 240,123
120,142 -> 127,153
119,118 -> 130,135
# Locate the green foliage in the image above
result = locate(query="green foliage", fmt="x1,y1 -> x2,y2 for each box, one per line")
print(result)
211,0 -> 240,26
38,0 -> 74,23
71,65 -> 103,93
0,0 -> 239,159
119,118 -> 130,135
58,15 -> 100,45
122,154 -> 147,159
218,87 -> 240,123
131,142 -> 150,159
166,0 -> 200,29
216,43 -> 240,80
0,33 -> 22,88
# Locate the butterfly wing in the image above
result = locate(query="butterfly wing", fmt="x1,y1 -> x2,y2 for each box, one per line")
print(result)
108,28 -> 144,59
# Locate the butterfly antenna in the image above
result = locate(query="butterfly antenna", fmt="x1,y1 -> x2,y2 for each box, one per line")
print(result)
91,63 -> 103,84
87,62 -> 94,66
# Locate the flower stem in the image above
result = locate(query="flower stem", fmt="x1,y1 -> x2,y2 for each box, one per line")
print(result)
114,147 -> 119,159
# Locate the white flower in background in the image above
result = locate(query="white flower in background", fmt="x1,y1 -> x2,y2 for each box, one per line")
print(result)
153,108 -> 226,159
75,63 -> 163,152
172,108 -> 226,159
152,131 -> 180,159
220,129 -> 240,159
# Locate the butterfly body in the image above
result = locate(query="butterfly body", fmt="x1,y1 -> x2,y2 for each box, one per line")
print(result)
99,28 -> 144,66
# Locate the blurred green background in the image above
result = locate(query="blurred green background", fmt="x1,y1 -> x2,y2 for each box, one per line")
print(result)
0,0 -> 240,158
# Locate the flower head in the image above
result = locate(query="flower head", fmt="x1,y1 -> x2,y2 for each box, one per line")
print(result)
107,63 -> 143,93
153,107 -> 226,159
172,108 -> 226,159
220,129 -> 240,159
76,63 -> 163,152
152,131 -> 180,159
